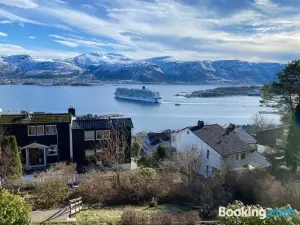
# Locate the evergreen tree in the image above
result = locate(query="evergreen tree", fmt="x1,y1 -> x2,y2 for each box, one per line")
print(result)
131,142 -> 140,158
285,105 -> 300,171
0,136 -> 22,179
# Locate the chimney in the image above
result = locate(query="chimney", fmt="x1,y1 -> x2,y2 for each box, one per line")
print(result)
198,120 -> 204,129
227,123 -> 236,132
68,107 -> 76,117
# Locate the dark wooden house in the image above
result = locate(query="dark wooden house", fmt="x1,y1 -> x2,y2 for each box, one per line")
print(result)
72,118 -> 133,170
0,111 -> 73,170
0,108 -> 134,171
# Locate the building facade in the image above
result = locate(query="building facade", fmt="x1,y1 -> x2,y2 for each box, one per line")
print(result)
0,108 -> 133,171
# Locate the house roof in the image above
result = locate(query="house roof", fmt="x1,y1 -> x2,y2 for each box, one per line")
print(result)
72,118 -> 133,130
147,132 -> 170,146
249,152 -> 271,168
232,127 -> 257,144
0,113 -> 72,124
190,124 -> 254,156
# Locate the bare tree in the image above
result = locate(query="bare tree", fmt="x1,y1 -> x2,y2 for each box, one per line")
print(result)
250,113 -> 274,133
168,148 -> 202,184
87,119 -> 132,185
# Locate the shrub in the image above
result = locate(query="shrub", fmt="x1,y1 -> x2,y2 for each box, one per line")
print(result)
121,207 -> 149,225
78,172 -> 115,204
34,178 -> 68,209
131,142 -> 140,158
0,136 -> 22,180
53,162 -> 76,175
0,189 -> 31,225
120,209 -> 200,225
139,167 -> 156,179
218,201 -> 300,225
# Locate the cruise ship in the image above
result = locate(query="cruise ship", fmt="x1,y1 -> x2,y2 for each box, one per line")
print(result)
114,86 -> 163,103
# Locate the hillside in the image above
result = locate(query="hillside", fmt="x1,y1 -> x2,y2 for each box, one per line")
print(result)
0,53 -> 285,84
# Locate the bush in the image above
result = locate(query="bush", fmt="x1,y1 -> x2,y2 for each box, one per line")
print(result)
53,162 -> 76,175
218,201 -> 300,225
131,142 -> 140,158
0,189 -> 31,225
0,136 -> 22,180
34,178 -> 68,209
79,172 -> 115,204
121,207 -> 149,225
120,208 -> 200,225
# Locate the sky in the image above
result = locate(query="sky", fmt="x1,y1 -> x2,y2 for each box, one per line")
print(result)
0,0 -> 299,62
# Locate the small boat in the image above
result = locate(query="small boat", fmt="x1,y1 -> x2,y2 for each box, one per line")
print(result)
175,103 -> 181,106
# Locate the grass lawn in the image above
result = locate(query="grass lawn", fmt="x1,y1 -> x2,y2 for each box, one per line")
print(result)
76,204 -> 188,225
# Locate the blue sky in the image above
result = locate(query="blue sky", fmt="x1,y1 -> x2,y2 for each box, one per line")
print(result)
0,0 -> 299,62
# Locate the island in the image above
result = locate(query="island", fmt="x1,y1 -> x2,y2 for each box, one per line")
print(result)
182,86 -> 262,98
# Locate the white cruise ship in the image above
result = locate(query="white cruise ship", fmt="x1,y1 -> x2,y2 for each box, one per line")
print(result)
114,86 -> 163,103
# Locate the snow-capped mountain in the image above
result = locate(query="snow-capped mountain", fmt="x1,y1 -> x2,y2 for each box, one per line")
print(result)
0,53 -> 285,84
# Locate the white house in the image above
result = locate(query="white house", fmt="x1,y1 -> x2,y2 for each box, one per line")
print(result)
171,121 -> 259,177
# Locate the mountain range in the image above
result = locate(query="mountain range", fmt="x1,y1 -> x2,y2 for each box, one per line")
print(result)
0,53 -> 285,84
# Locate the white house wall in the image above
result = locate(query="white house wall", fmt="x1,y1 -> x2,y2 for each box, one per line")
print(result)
171,128 -> 222,176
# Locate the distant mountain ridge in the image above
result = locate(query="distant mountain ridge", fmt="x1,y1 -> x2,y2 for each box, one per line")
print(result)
0,53 -> 285,84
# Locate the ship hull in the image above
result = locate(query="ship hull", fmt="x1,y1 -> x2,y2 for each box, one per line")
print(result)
115,95 -> 162,103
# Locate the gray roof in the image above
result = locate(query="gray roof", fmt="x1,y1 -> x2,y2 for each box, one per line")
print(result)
147,132 -> 170,146
232,127 -> 257,144
190,124 -> 254,156
249,152 -> 271,168
72,118 -> 133,130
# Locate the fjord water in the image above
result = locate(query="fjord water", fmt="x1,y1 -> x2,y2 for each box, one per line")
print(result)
0,84 -> 280,133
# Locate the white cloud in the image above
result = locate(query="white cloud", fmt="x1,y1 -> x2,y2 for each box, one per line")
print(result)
0,43 -> 80,59
80,4 -> 93,9
50,34 -> 130,49
54,40 -> 79,47
28,36 -> 36,39
0,0 -> 38,8
0,20 -> 11,24
0,0 -> 299,62
0,9 -> 44,25
0,32 -> 7,36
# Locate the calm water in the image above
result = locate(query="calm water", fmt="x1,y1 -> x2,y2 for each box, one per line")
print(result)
0,84 -> 280,133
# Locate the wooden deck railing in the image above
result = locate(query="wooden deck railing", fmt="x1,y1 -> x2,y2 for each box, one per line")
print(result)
69,197 -> 83,217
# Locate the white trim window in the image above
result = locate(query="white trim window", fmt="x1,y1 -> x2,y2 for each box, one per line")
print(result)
47,145 -> 58,156
84,131 -> 95,141
85,149 -> 95,160
28,126 -> 36,136
96,130 -> 110,140
36,125 -> 44,136
45,125 -> 57,135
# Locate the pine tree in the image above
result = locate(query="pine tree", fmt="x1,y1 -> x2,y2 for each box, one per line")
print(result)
285,105 -> 300,172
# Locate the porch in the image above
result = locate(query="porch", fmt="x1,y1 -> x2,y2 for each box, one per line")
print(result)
20,143 -> 56,169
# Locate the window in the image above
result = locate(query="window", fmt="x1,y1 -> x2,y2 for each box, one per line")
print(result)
84,131 -> 95,141
85,149 -> 95,160
28,126 -> 36,136
96,130 -> 110,140
206,165 -> 209,176
241,152 -> 246,160
47,145 -> 58,155
36,125 -> 44,136
236,153 -> 239,160
45,125 -> 57,135
192,144 -> 197,150
207,150 -> 210,159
